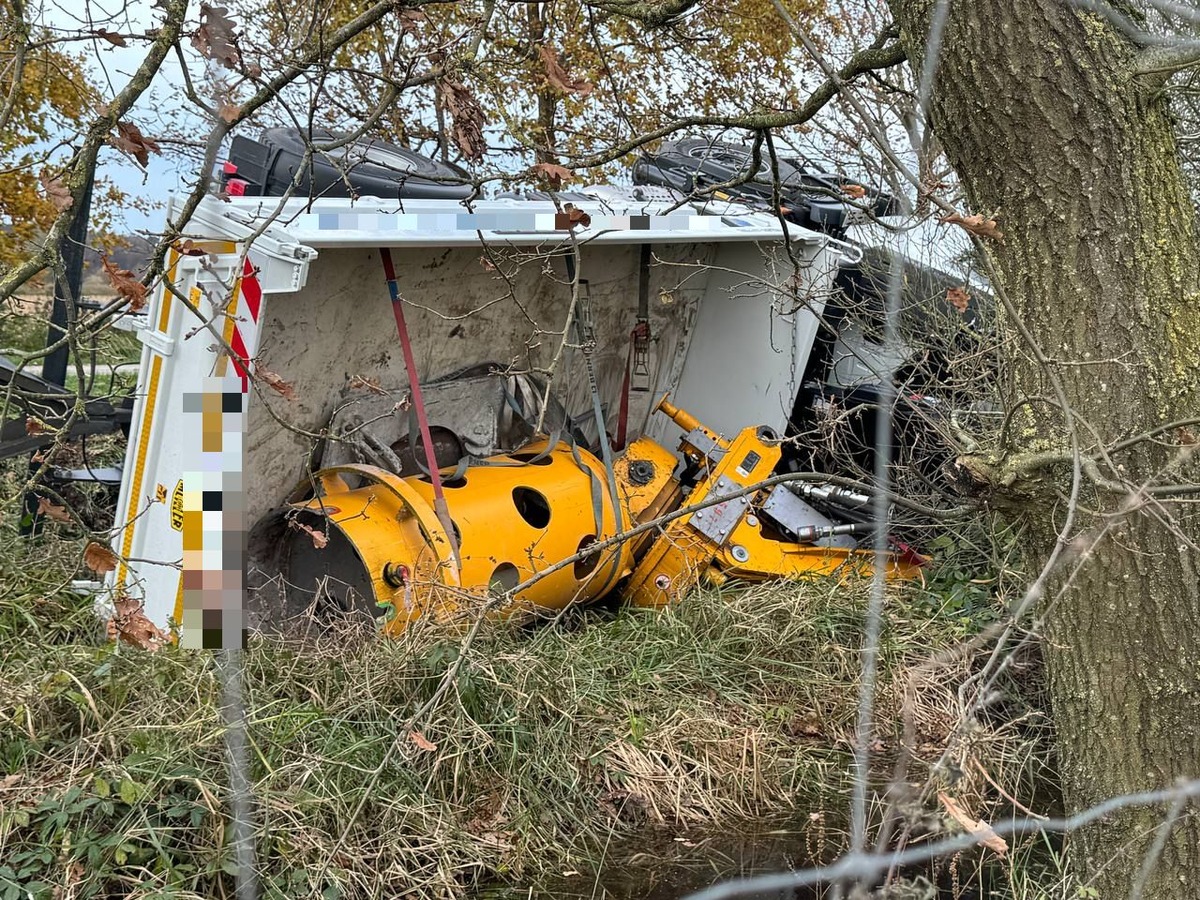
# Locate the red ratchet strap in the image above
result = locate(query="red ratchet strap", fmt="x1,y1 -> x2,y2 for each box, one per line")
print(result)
379,247 -> 461,563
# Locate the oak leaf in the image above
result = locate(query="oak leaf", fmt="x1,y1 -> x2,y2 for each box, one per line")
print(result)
347,374 -> 386,395
94,28 -> 127,47
409,730 -> 438,752
108,593 -> 170,651
192,3 -> 241,69
101,254 -> 148,311
938,792 -> 1008,856
289,518 -> 328,549
938,211 -> 1004,242
37,497 -> 72,523
39,172 -> 73,211
84,541 -> 119,575
256,365 -> 296,401
439,80 -> 485,161
538,45 -> 593,96
397,8 -> 427,34
556,204 -> 591,230
946,287 -> 970,314
112,120 -> 161,168
173,239 -> 207,257
531,162 -> 573,189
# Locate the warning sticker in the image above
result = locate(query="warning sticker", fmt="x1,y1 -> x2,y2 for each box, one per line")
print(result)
170,480 -> 184,531
735,450 -> 762,478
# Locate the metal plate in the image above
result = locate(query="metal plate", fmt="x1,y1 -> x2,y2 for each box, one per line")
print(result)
685,427 -> 726,463
689,475 -> 748,545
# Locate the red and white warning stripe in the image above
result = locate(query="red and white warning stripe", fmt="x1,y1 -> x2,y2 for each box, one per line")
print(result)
228,256 -> 263,392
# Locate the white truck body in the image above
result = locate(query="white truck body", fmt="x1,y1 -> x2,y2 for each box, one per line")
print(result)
107,192 -> 850,630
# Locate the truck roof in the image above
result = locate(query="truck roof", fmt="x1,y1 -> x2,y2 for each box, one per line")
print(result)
186,193 -> 831,250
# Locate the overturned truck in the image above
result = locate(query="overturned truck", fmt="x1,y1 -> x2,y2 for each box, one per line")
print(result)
107,187 -> 923,640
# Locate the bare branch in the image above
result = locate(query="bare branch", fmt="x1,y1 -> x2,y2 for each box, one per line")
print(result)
1134,40 -> 1200,79
565,36 -> 906,169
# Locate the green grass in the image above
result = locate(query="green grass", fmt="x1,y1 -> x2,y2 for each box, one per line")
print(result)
0,550 -> 1055,900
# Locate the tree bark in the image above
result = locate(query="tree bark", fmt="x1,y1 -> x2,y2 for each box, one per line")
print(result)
887,1 -> 1200,895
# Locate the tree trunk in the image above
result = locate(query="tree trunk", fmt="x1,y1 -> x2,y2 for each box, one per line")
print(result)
888,1 -> 1200,895
526,2 -> 559,164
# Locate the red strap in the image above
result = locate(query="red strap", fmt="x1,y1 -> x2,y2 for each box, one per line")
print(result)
380,247 -> 460,562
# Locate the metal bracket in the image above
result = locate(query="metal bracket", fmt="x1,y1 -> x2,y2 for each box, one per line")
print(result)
138,328 -> 176,357
684,427 -> 726,463
824,236 -> 864,266
689,474 -> 748,546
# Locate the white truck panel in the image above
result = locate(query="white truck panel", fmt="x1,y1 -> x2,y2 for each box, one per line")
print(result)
107,193 -> 834,631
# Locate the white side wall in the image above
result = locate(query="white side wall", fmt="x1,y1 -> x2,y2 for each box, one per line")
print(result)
646,240 -> 833,446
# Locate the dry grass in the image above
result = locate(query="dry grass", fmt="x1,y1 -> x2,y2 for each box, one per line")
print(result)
0,537 -> 1056,900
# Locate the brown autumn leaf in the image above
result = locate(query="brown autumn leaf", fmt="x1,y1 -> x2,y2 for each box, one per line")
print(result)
94,28 -> 127,47
37,497 -> 72,524
108,593 -> 170,651
946,287 -> 971,314
217,102 -> 242,124
112,120 -> 161,168
83,541 -> 119,575
842,183 -> 867,200
937,792 -> 1008,856
25,417 -> 50,436
289,518 -> 328,549
440,79 -> 485,161
39,171 -> 73,211
101,254 -> 149,312
538,45 -> 593,96
192,3 -> 241,69
173,239 -> 207,257
531,162 -> 573,189
347,374 -> 386,395
256,365 -> 296,401
938,211 -> 1004,242
409,730 -> 438,752
1176,427 -> 1198,446
479,255 -> 497,272
557,204 -> 591,230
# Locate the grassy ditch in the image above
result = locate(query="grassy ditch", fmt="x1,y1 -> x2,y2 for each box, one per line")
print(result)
0,533 -> 1055,900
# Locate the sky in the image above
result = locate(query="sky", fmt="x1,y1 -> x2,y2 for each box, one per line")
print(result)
40,0 -> 212,234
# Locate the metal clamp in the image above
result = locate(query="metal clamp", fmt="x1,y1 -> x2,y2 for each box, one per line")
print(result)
823,236 -> 864,266
137,328 -> 176,358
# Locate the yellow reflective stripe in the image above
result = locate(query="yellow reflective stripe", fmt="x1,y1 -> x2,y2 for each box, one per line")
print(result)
172,571 -> 184,627
115,241 -> 238,591
216,274 -> 243,377
115,356 -> 162,585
